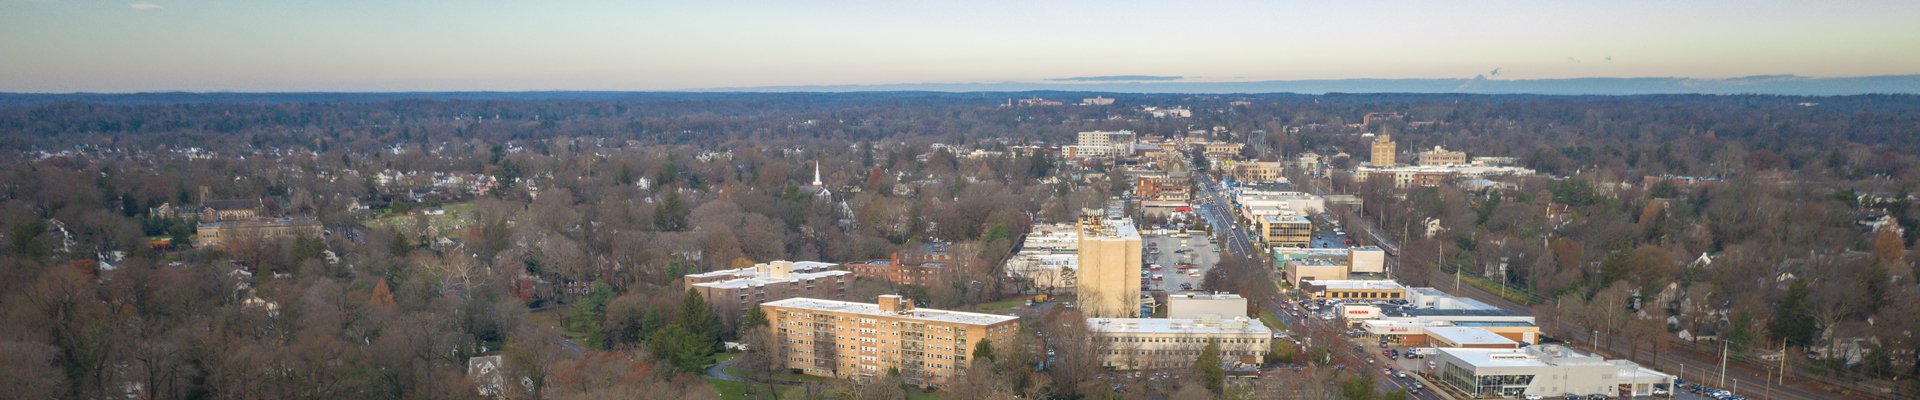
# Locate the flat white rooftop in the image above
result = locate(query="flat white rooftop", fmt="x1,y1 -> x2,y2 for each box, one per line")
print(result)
1087,317 -> 1271,335
1304,280 -> 1407,291
762,297 -> 1017,326
694,270 -> 851,289
1424,327 -> 1519,346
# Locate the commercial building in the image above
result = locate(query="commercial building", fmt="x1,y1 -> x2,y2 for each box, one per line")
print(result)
1360,301 -> 1541,345
1167,292 -> 1249,319
1299,280 -> 1406,300
1088,315 -> 1272,370
1233,161 -> 1288,183
1256,215 -> 1313,248
1370,135 -> 1397,167
762,295 -> 1020,386
1280,258 -> 1348,288
1135,177 -> 1191,202
1424,327 -> 1522,348
1082,96 -> 1114,106
686,261 -> 851,312
195,217 -> 322,248
1435,345 -> 1673,398
1418,146 -> 1468,166
1078,215 -> 1144,317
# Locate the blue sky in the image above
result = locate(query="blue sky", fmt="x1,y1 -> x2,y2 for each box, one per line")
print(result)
2,0 -> 1917,92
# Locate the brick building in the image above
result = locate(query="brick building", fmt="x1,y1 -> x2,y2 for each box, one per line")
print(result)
685,261 -> 851,313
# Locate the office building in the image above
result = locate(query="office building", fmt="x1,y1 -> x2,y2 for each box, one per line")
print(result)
1167,292 -> 1249,319
1371,135 -> 1397,167
1435,345 -> 1673,398
686,261 -> 851,312
1256,215 -> 1313,248
1419,146 -> 1468,166
1088,315 -> 1272,370
1078,215 -> 1143,317
762,295 -> 1020,386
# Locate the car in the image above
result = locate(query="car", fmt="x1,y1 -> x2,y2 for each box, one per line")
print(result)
1651,388 -> 1670,396
1523,395 -> 1543,400
1587,394 -> 1608,400
1396,371 -> 1407,378
1151,275 -> 1163,281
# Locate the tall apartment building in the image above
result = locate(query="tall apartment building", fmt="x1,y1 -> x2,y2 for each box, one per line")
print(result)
1371,134 -> 1397,167
1088,315 -> 1272,370
1418,146 -> 1468,166
685,261 -> 851,313
762,295 -> 1020,386
1077,215 -> 1143,317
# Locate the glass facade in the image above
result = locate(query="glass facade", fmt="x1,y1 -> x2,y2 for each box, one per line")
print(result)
1438,362 -> 1535,397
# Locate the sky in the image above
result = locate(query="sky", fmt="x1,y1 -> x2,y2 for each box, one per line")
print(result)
2,0 -> 1918,93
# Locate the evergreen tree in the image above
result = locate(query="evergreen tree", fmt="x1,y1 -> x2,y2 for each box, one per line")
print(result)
741,304 -> 769,331
971,339 -> 995,363
654,191 -> 690,231
1190,340 -> 1224,394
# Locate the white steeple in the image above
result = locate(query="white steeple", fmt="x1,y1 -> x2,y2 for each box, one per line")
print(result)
813,160 -> 823,187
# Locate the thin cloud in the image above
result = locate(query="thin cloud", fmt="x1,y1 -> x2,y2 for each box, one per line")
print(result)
130,3 -> 162,9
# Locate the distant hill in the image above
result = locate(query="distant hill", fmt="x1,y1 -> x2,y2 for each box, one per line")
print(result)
697,75 -> 1920,96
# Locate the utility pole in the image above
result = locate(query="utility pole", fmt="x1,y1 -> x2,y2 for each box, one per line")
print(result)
1728,338 -> 1743,388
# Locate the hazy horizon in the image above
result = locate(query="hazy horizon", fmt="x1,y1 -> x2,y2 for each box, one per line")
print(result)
3,0 -> 1918,93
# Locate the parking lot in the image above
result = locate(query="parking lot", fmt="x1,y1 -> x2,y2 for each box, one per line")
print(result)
1139,231 -> 1221,295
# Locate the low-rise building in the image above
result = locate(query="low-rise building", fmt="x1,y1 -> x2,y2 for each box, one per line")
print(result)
1233,161 -> 1288,183
1299,280 -> 1406,300
1089,315 -> 1271,370
1280,258 -> 1348,288
686,261 -> 851,313
1424,327 -> 1521,348
1435,345 -> 1673,398
195,217 -> 322,248
1418,146 -> 1468,166
1256,215 -> 1313,248
762,295 -> 1020,386
1167,292 -> 1249,319
843,256 -> 946,286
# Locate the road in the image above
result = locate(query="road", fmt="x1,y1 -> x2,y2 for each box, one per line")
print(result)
1187,168 -> 1443,400
1291,172 -> 1848,400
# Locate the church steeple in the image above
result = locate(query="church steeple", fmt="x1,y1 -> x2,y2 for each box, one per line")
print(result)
813,160 -> 823,187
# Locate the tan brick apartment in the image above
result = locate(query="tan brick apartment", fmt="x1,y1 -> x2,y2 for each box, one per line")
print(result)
1077,215 -> 1142,317
762,295 -> 1020,386
686,261 -> 851,313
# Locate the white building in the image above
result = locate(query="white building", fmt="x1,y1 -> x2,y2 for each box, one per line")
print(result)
1435,345 -> 1673,398
1088,315 -> 1272,370
1167,292 -> 1249,319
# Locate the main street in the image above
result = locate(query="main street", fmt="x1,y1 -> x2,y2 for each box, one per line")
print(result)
1189,167 -> 1442,399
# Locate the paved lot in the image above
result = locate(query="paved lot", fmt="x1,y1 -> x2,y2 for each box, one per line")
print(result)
1139,232 -> 1221,295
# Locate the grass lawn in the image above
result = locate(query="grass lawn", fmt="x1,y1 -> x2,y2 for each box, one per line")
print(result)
706,377 -> 802,400
1258,311 -> 1288,331
974,299 -> 1028,313
723,363 -> 831,384
526,309 -> 593,350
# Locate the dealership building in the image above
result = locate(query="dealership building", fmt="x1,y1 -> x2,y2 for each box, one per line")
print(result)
1435,345 -> 1673,398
